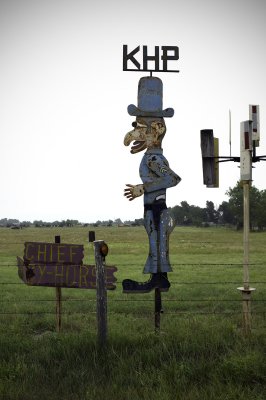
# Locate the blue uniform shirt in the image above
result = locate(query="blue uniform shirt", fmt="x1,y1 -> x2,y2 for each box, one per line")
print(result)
139,148 -> 180,205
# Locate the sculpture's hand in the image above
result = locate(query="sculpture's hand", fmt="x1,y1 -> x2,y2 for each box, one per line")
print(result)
124,184 -> 144,201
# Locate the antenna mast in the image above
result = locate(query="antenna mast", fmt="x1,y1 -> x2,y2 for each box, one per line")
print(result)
229,109 -> 232,158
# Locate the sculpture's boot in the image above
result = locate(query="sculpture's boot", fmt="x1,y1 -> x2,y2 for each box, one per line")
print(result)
122,273 -> 170,293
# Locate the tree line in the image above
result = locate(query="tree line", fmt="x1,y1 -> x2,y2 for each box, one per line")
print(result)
170,182 -> 266,230
1,182 -> 266,230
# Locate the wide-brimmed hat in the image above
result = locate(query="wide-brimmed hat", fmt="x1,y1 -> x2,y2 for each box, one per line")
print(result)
127,76 -> 174,118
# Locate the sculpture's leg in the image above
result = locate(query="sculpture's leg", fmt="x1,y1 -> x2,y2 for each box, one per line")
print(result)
143,209 -> 158,274
158,209 -> 175,272
122,206 -> 173,293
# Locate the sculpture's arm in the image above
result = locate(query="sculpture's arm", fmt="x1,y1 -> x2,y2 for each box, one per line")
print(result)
143,155 -> 181,192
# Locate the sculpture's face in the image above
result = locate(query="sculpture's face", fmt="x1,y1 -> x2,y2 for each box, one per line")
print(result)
124,117 -> 166,154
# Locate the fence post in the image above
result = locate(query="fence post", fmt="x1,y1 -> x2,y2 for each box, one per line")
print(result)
88,231 -> 96,243
55,235 -> 62,333
93,240 -> 108,346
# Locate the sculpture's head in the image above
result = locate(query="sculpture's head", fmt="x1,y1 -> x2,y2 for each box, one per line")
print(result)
124,76 -> 173,154
124,117 -> 166,154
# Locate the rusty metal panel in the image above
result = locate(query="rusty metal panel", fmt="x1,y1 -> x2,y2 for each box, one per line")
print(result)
249,104 -> 260,145
240,121 -> 252,181
200,129 -> 219,188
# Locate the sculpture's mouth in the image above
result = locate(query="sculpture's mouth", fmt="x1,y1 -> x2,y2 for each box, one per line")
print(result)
130,140 -> 147,154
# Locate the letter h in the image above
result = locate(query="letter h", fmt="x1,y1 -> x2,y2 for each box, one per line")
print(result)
143,46 -> 159,71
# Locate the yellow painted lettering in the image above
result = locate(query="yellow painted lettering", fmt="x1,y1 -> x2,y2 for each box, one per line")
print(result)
38,264 -> 47,277
37,244 -> 47,262
35,265 -> 45,284
25,243 -> 35,262
66,265 -> 78,287
55,264 -> 65,285
57,245 -> 65,263
90,267 -> 97,289
50,244 -> 53,262
70,245 -> 78,263
79,265 -> 89,287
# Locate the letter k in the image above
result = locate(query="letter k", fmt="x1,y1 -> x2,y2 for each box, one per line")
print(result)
123,45 -> 140,70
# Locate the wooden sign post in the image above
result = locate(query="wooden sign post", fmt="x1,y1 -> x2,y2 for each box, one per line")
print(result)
55,235 -> 62,333
94,240 -> 108,346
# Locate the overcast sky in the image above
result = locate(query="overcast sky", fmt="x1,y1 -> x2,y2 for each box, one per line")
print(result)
1,0 -> 265,222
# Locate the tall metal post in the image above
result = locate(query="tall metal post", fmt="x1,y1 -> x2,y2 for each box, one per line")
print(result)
94,240 -> 108,346
154,288 -> 162,333
238,119 -> 256,334
243,181 -> 250,290
238,182 -> 256,335
201,106 -> 263,334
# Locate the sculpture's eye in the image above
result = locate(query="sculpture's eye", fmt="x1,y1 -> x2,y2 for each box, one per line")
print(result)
137,123 -> 147,129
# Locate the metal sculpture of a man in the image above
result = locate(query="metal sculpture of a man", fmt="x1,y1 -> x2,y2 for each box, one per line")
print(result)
123,76 -> 181,293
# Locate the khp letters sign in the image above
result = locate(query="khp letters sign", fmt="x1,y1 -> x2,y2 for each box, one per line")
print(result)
123,45 -> 179,72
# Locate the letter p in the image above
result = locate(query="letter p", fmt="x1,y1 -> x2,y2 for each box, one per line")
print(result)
161,46 -> 179,71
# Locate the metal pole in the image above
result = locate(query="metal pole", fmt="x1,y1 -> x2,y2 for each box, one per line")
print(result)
94,240 -> 107,346
55,235 -> 62,333
154,288 -> 162,333
243,181 -> 250,290
237,182 -> 255,334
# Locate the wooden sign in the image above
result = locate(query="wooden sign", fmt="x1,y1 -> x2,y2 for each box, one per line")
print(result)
17,242 -> 117,290
24,242 -> 84,264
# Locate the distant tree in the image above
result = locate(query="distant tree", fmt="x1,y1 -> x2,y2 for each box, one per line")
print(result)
21,221 -> 32,228
226,181 -> 265,229
257,189 -> 266,230
52,221 -> 60,227
204,201 -> 219,224
114,218 -> 123,225
33,220 -> 43,227
134,218 -> 144,226
218,201 -> 234,225
189,205 -> 205,226
171,201 -> 204,226
5,219 -> 20,227
170,205 -> 183,225
43,222 -> 52,227
65,219 -> 79,227
0,218 -> 8,226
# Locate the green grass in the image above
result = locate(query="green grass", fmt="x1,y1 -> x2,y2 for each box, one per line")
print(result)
0,226 -> 265,399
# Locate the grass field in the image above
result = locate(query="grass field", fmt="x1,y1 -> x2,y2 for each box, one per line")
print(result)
0,226 -> 265,400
